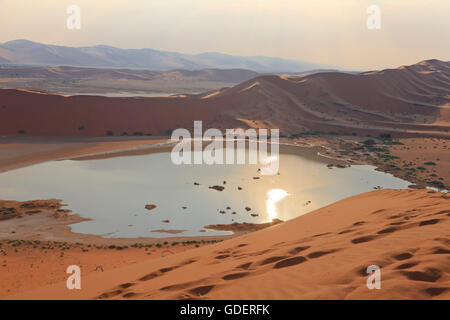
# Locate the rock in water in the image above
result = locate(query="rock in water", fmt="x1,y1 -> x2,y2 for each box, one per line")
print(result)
209,185 -> 225,191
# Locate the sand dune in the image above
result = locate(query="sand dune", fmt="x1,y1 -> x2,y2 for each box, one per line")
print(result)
0,60 -> 448,137
8,189 -> 449,300
0,66 -> 260,95
0,66 -> 259,83
215,59 -> 450,136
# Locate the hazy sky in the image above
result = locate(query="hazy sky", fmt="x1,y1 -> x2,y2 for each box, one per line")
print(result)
0,0 -> 448,70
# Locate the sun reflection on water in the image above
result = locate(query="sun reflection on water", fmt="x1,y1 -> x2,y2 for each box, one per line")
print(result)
266,189 -> 289,220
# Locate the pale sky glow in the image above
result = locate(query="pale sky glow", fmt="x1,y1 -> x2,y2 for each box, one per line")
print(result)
0,0 -> 448,69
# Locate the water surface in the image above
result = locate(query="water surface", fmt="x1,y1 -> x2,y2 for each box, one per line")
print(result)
0,150 -> 411,238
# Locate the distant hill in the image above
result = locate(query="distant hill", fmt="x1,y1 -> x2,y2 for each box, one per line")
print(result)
0,60 -> 448,137
0,40 -> 326,73
0,65 -> 261,95
0,65 -> 260,82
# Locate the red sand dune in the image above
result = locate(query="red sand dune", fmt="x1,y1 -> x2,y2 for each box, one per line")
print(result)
7,189 -> 450,300
0,60 -> 448,137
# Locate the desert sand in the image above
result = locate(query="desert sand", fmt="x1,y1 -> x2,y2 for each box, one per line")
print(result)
0,199 -> 227,298
0,135 -> 448,300
0,58 -> 448,300
0,237 -> 216,298
0,133 -> 449,300
4,188 -> 448,300
0,60 -> 448,137
388,138 -> 450,188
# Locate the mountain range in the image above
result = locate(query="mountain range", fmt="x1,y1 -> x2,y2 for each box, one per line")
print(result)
0,40 -> 327,73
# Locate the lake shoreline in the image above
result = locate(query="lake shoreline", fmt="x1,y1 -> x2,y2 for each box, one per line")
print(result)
0,136 -> 409,246
1,136 -> 448,300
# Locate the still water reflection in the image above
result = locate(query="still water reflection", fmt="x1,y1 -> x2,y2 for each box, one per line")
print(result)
0,150 -> 411,238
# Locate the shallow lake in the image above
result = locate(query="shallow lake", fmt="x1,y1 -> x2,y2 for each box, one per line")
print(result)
0,149 -> 412,238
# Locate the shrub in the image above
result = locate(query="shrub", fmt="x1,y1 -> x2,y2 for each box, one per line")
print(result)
363,139 -> 376,146
18,129 -> 25,134
424,162 -> 436,166
106,130 -> 114,136
430,180 -> 444,188
377,154 -> 399,160
383,140 -> 404,145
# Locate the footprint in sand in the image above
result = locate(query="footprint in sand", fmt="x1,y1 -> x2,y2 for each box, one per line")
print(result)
139,272 -> 159,281
389,221 -> 407,226
222,272 -> 250,280
351,235 -> 378,244
432,247 -> 450,254
273,256 -> 307,269
338,229 -> 355,235
403,268 -> 442,282
424,287 -> 448,297
118,282 -> 134,289
122,292 -> 138,298
259,256 -> 289,266
419,219 -> 440,226
288,246 -> 310,255
138,259 -> 197,282
236,262 -> 252,270
313,232 -> 331,238
97,289 -> 123,299
377,227 -> 399,234
215,254 -> 230,259
307,249 -> 339,259
393,252 -> 413,261
395,262 -> 419,270
187,285 -> 215,296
